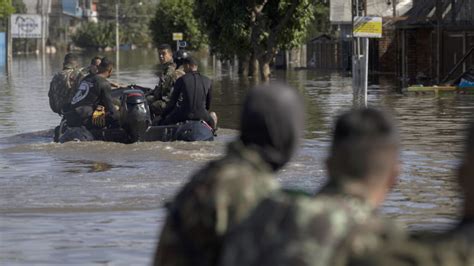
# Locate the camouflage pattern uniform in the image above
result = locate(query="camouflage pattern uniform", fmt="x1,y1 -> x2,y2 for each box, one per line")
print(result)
344,221 -> 474,266
48,63 -> 85,115
149,62 -> 185,116
219,183 -> 406,266
154,140 -> 280,266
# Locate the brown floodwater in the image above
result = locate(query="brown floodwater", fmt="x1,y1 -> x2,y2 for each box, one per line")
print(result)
0,50 -> 472,264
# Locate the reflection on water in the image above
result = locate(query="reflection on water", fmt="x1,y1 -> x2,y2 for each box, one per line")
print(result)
1,50 -> 474,264
62,160 -> 115,174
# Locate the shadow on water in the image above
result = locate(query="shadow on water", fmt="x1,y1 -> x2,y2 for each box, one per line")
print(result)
1,50 -> 474,264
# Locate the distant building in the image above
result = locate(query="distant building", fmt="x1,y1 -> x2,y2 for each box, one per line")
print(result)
395,0 -> 474,86
20,0 -> 98,48
322,0 -> 473,87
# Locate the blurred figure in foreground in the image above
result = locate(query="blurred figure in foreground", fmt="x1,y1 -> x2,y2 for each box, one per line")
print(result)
219,108 -> 405,266
345,122 -> 474,266
154,83 -> 305,266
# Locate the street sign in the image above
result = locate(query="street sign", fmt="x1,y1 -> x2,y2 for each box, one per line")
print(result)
353,16 -> 382,38
178,41 -> 187,48
11,14 -> 42,38
172,32 -> 183,41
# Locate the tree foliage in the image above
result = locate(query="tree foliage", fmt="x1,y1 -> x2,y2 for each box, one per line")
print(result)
149,0 -> 206,50
71,22 -> 116,49
306,2 -> 331,40
194,0 -> 250,60
0,0 -> 15,19
97,0 -> 156,47
196,0 -> 317,79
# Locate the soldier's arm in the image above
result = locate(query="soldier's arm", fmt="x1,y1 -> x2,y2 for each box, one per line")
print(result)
160,67 -> 179,98
161,78 -> 183,119
206,80 -> 212,111
101,82 -> 118,118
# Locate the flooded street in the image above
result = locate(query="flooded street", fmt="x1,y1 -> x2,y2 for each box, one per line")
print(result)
1,50 -> 473,264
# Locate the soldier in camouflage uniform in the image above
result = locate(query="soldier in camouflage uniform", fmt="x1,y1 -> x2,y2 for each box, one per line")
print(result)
219,108 -> 406,266
342,121 -> 474,266
48,53 -> 85,115
153,83 -> 305,266
148,44 -> 185,118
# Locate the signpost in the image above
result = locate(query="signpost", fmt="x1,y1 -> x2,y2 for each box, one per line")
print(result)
353,16 -> 382,38
352,14 -> 382,107
11,14 -> 42,39
172,32 -> 183,51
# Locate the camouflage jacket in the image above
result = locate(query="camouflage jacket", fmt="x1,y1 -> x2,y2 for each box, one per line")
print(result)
154,62 -> 184,102
154,140 -> 280,266
219,183 -> 405,266
48,64 -> 85,114
346,220 -> 474,266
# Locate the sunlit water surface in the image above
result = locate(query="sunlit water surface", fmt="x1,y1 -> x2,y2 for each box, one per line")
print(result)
0,50 -> 472,264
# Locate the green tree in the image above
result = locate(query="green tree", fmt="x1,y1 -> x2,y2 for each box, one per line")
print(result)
195,1 -> 251,74
0,0 -> 14,19
71,22 -> 116,49
149,0 -> 206,50
97,0 -> 156,47
196,0 -> 317,80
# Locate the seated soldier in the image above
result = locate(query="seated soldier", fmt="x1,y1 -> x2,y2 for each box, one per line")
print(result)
219,108 -> 406,266
159,56 -> 216,129
65,58 -> 118,129
154,83 -> 304,266
148,44 -> 184,117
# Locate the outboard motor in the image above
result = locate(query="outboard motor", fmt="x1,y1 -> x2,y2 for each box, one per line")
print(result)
120,89 -> 151,142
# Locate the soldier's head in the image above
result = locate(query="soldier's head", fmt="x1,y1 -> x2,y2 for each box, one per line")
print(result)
182,56 -> 198,73
89,56 -> 101,74
63,53 -> 79,69
458,121 -> 474,218
91,56 -> 101,67
158,44 -> 173,64
174,49 -> 190,68
97,57 -> 114,78
240,83 -> 304,171
326,108 -> 400,207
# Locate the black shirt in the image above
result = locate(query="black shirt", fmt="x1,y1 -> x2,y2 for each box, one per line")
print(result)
161,71 -> 212,123
70,74 -> 116,118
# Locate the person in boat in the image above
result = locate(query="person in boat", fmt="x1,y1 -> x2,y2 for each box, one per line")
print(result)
148,44 -> 185,117
158,56 -> 216,129
87,56 -> 101,75
154,83 -> 305,266
48,53 -> 85,115
219,108 -> 405,266
64,58 -> 119,130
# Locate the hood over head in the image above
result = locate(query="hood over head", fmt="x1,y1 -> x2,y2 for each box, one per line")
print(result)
240,83 -> 304,171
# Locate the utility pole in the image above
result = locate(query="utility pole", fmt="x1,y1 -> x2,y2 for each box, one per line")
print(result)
6,14 -> 12,75
436,0 -> 443,83
115,2 -> 120,75
41,0 -> 46,54
392,0 -> 397,17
